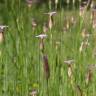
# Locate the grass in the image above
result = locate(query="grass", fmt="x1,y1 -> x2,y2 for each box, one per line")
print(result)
0,1 -> 96,96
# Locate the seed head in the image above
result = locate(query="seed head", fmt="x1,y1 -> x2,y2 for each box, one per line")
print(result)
35,34 -> 47,39
64,59 -> 74,65
44,11 -> 56,17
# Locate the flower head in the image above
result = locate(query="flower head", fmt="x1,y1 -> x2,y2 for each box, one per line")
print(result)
64,59 -> 74,65
35,34 -> 47,39
44,11 -> 56,17
0,25 -> 8,32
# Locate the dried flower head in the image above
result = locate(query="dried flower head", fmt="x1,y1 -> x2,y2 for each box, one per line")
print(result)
29,89 -> 37,96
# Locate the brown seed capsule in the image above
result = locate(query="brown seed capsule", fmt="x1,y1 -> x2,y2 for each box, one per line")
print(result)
43,55 -> 50,81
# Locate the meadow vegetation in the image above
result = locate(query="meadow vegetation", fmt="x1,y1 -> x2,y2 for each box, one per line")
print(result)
0,0 -> 96,96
